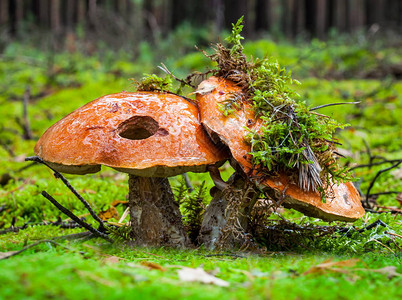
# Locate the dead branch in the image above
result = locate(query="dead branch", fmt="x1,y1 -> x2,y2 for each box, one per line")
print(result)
350,159 -> 402,170
365,160 -> 402,209
158,63 -> 196,88
357,219 -> 387,233
25,156 -> 106,232
41,191 -> 112,243
310,101 -> 360,111
0,239 -> 86,260
0,139 -> 15,157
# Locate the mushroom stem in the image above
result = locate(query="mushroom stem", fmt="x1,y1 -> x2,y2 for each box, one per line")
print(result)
128,174 -> 190,248
199,173 -> 258,249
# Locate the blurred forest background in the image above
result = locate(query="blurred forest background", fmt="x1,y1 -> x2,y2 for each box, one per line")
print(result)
1,0 -> 402,48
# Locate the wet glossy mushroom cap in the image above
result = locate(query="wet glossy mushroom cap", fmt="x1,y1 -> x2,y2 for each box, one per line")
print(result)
35,91 -> 228,177
196,76 -> 364,222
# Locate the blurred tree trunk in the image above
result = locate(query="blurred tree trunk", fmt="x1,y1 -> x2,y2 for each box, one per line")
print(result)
267,0 -> 282,34
294,0 -> 305,36
212,0 -> 225,32
386,0 -> 400,28
66,0 -> 76,30
15,0 -> 24,31
39,0 -> 49,28
1,0 -> 401,41
255,0 -> 268,31
88,0 -> 97,28
116,0 -> 128,21
245,0 -> 256,37
150,0 -> 172,36
349,0 -> 365,31
77,0 -> 86,25
333,0 -> 347,32
0,0 -> 9,27
283,0 -> 295,38
316,0 -> 327,39
128,0 -> 144,45
50,0 -> 61,33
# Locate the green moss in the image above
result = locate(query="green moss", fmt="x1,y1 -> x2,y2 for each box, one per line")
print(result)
207,18 -> 356,194
133,74 -> 173,92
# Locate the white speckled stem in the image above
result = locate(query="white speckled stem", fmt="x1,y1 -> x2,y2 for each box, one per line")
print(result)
128,174 -> 190,247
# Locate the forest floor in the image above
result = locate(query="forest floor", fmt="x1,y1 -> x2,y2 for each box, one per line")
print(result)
0,35 -> 401,299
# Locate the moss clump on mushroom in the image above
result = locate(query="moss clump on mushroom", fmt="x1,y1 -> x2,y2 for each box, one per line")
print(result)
131,73 -> 173,92
204,17 -> 355,196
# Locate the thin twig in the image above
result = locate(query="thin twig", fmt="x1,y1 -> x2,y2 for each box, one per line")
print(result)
385,231 -> 402,239
41,191 -> 113,243
365,160 -> 402,208
357,219 -> 387,233
17,161 -> 37,172
369,191 -> 401,197
202,253 -> 245,258
310,102 -> 360,111
158,63 -> 195,88
52,231 -> 93,241
0,219 -> 85,236
350,159 -> 402,170
182,173 -> 194,192
363,139 -> 374,169
0,139 -> 15,157
0,239 -> 86,260
25,156 -> 106,232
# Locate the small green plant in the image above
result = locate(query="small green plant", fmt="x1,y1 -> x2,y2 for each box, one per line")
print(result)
175,180 -> 208,245
107,225 -> 135,243
132,73 -> 173,92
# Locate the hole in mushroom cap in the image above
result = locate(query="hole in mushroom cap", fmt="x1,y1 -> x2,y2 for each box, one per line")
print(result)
117,116 -> 164,140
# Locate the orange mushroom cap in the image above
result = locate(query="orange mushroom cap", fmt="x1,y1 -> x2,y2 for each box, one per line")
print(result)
35,91 -> 228,177
196,76 -> 364,222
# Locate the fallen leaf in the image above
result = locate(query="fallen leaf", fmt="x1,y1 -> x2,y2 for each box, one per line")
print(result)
391,167 -> 402,180
102,255 -> 123,264
304,258 -> 361,275
370,266 -> 401,279
178,267 -> 229,287
0,251 -> 19,260
140,261 -> 167,272
191,82 -> 217,95
98,206 -> 119,221
110,200 -> 129,207
76,270 -> 115,287
82,189 -> 97,194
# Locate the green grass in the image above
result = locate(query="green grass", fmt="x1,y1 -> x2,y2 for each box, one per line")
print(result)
0,35 -> 401,299
0,229 -> 401,300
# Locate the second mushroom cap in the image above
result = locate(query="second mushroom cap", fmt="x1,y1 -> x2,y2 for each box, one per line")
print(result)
196,76 -> 365,222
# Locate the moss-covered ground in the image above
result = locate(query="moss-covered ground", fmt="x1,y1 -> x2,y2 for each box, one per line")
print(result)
0,34 -> 401,299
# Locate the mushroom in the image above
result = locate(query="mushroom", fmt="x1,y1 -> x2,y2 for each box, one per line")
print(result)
35,91 -> 228,247
195,76 -> 365,222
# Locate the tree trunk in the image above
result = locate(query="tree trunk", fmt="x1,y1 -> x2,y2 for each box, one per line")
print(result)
0,0 -> 9,27
50,0 -> 61,33
199,174 -> 258,250
316,0 -> 327,39
128,175 -> 190,248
